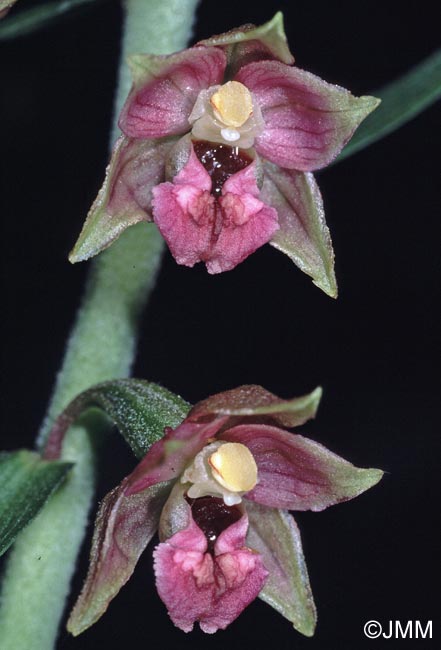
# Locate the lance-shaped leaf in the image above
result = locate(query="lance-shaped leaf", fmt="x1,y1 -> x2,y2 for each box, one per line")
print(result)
246,502 -> 316,636
336,49 -> 441,163
67,478 -> 172,636
198,12 -> 294,68
69,136 -> 175,263
44,379 -> 190,460
188,384 -> 322,428
0,0 -> 101,37
223,424 -> 384,511
0,450 -> 73,555
262,165 -> 337,297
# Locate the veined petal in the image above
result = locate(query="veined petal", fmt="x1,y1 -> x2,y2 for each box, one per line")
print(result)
119,47 -> 226,138
189,384 -> 322,428
198,12 -> 294,71
69,136 -> 174,263
246,502 -> 316,636
222,424 -> 384,511
261,164 -> 337,297
154,503 -> 268,633
67,479 -> 172,636
236,60 -> 380,170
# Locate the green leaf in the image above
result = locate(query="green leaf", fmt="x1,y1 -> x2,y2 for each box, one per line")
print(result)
0,450 -> 73,556
0,0 -> 106,42
44,379 -> 191,460
337,49 -> 441,163
247,502 -> 316,636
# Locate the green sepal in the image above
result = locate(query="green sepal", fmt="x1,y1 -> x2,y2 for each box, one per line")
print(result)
44,379 -> 191,460
67,479 -> 173,636
69,137 -> 173,264
189,384 -> 322,428
247,502 -> 316,636
0,450 -> 73,556
198,12 -> 294,66
263,167 -> 337,298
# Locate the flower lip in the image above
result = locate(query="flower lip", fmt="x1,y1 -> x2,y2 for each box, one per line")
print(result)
193,139 -> 253,198
186,495 -> 243,554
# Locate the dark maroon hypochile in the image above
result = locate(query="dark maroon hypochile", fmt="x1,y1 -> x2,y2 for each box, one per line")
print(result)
193,140 -> 252,198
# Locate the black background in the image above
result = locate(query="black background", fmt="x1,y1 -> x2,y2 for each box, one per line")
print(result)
1,1 -> 440,648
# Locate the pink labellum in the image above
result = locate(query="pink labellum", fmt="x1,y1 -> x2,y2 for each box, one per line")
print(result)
152,146 -> 278,273
154,507 -> 268,633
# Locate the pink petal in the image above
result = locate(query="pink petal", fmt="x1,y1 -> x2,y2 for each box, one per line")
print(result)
69,136 -> 174,263
221,424 -> 384,511
119,47 -> 226,138
154,508 -> 268,633
67,480 -> 171,636
153,149 -> 279,273
126,416 -> 228,495
236,60 -> 379,170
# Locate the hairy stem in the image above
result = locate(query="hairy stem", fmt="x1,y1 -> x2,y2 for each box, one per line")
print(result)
0,1 -> 199,648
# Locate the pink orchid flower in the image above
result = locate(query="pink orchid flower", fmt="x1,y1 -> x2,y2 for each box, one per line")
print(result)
67,385 -> 382,636
69,14 -> 379,296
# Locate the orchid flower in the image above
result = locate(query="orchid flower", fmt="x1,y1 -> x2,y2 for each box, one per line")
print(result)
67,385 -> 383,636
69,13 -> 379,296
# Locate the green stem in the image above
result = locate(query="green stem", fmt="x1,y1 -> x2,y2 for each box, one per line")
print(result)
0,1 -> 199,649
